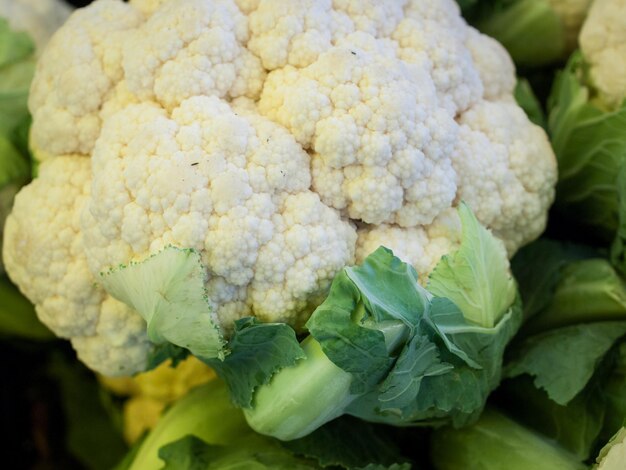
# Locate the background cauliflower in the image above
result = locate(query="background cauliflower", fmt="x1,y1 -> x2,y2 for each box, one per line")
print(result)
461,0 -> 594,67
547,0 -> 626,244
4,0 -> 556,376
579,0 -> 626,108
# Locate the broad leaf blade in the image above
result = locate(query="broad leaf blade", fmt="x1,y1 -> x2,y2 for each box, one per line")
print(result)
428,203 -> 515,328
307,250 -> 412,393
506,322 -> 626,405
431,408 -> 587,470
377,334 -> 452,411
522,259 -> 626,334
206,317 -> 305,408
283,416 -> 410,469
511,239 -> 595,321
498,376 -> 607,460
549,53 -> 626,240
100,246 -> 225,361
159,435 -> 317,470
0,275 -> 53,340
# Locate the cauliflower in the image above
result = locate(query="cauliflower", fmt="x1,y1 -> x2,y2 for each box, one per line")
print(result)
579,0 -> 626,108
100,356 -> 215,443
547,0 -> 626,243
550,0 -> 595,49
4,0 -> 556,376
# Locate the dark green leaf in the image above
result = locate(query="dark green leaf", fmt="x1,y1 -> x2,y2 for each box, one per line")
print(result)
10,114 -> 31,159
159,435 -> 214,470
345,296 -> 521,427
357,465 -> 411,470
430,407 -> 586,470
422,297 -> 483,369
510,239 -> 595,321
355,298 -> 521,427
159,435 -> 317,470
498,376 -> 607,460
601,342 -> 626,442
611,164 -> 626,273
145,343 -> 190,370
506,322 -> 626,405
344,248 -> 428,330
521,259 -> 626,334
283,416 -> 409,469
0,135 -> 30,190
549,52 -> 626,241
306,251 -> 404,393
206,317 -> 305,408
377,334 -> 452,411
0,275 -> 53,340
307,205 -> 521,427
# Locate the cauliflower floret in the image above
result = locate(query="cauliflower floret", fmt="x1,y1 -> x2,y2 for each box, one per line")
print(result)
356,208 -> 462,284
129,0 -> 170,16
82,96 -> 356,328
72,296 -> 150,376
8,0 -> 557,375
454,100 -> 557,253
247,0 -> 351,70
3,157 -> 103,337
580,0 -> 626,108
259,34 -> 458,227
123,0 -> 265,111
246,0 -> 407,71
28,0 -> 143,158
466,28 -> 516,101
394,0 -> 483,115
2,157 -> 150,375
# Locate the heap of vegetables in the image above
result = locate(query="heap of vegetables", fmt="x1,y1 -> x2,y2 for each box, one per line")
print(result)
0,0 -> 625,469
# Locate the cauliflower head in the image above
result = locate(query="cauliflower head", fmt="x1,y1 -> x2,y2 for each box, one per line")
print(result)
548,0 -> 594,50
580,0 -> 626,108
4,0 -> 556,375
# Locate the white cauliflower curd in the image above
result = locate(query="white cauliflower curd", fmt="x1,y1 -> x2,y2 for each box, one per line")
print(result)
580,0 -> 626,108
4,0 -> 556,375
